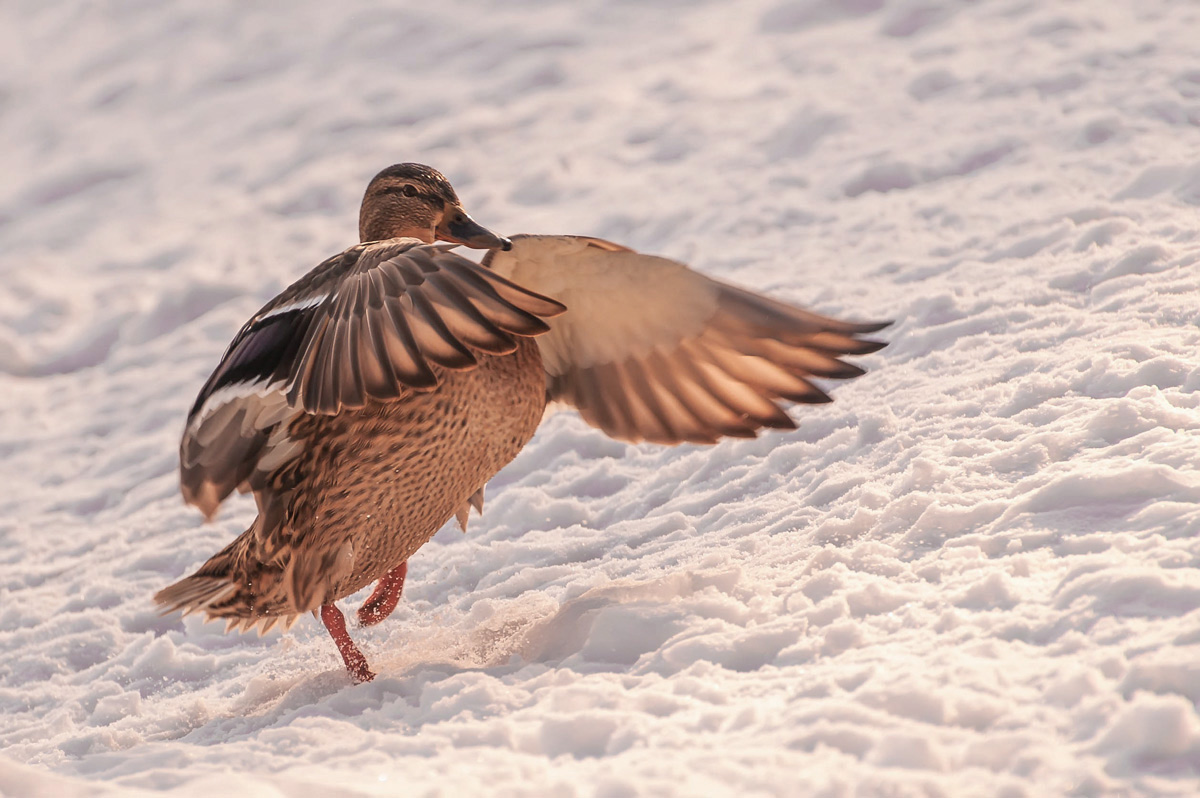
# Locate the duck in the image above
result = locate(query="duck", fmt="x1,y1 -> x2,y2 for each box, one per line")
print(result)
155,163 -> 889,682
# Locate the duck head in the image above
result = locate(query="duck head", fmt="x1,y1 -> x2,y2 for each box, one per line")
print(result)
358,163 -> 511,250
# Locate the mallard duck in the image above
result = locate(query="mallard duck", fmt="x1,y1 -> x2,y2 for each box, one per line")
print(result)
156,163 -> 889,682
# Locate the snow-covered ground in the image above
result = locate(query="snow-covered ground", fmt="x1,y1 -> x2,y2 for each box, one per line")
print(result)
3,0 -> 1200,795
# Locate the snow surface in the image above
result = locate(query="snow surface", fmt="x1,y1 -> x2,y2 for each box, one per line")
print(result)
3,0 -> 1200,795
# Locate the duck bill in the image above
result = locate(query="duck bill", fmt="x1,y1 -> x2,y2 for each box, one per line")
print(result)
437,208 -> 512,251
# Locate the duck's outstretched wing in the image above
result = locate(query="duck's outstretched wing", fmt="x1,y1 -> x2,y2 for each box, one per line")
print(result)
483,235 -> 889,446
180,238 -> 565,518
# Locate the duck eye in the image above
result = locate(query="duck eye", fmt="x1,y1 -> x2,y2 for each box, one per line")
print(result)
402,185 -> 419,198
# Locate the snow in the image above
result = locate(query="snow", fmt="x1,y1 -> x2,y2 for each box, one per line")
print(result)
3,0 -> 1200,795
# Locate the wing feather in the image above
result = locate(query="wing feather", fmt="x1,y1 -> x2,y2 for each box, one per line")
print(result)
677,339 -> 796,430
381,295 -> 438,389
407,290 -> 478,369
647,351 -> 760,440
622,362 -> 683,443
485,234 -> 888,445
179,238 -> 565,518
422,272 -> 520,354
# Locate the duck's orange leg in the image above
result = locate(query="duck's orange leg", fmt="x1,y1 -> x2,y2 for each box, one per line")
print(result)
357,561 -> 407,627
320,603 -> 375,682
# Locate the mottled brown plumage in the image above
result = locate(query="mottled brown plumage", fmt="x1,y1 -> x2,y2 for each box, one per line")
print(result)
171,340 -> 543,631
156,163 -> 889,682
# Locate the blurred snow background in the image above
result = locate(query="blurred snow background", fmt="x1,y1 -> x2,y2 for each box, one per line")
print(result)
2,0 -> 1200,795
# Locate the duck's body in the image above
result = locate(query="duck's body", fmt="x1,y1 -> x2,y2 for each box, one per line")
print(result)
284,338 -> 545,598
176,337 -> 544,625
157,163 -> 890,682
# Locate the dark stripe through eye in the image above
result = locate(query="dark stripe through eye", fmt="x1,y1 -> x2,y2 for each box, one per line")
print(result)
379,185 -> 443,206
